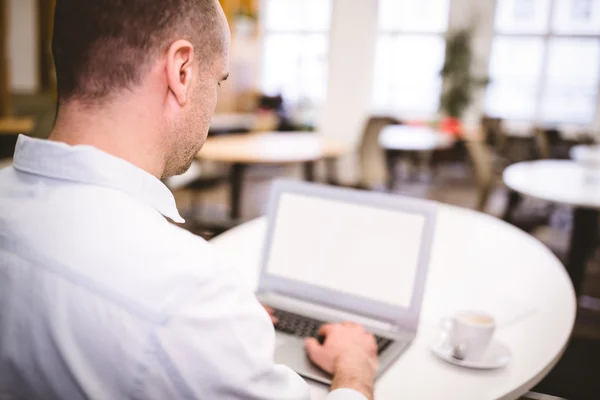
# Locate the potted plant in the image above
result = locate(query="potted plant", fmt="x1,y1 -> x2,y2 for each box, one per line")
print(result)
439,26 -> 489,136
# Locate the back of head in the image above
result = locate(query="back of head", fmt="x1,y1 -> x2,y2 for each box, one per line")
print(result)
52,0 -> 225,105
51,0 -> 230,178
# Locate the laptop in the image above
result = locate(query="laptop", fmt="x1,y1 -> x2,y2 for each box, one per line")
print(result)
256,179 -> 437,384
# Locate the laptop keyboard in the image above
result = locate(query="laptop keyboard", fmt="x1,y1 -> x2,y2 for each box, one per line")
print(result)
272,309 -> 393,354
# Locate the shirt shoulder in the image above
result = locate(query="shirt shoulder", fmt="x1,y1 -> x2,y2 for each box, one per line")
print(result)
1,176 -> 233,326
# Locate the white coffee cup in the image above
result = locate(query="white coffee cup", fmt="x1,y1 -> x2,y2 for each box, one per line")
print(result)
447,311 -> 495,361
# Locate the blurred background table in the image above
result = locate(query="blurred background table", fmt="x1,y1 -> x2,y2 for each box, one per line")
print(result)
379,125 -> 456,190
209,113 -> 257,135
571,145 -> 600,167
0,117 -> 34,134
379,125 -> 456,152
503,160 -> 600,297
197,132 -> 346,220
210,205 -> 575,400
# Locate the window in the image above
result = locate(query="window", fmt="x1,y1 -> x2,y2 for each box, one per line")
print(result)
486,0 -> 600,124
260,0 -> 332,105
553,0 -> 600,34
486,37 -> 545,120
372,0 -> 450,118
541,38 -> 600,123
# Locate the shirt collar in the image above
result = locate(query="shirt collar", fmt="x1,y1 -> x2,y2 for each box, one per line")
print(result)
12,135 -> 185,223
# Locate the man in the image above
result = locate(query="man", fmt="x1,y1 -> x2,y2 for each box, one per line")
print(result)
0,1 -> 378,399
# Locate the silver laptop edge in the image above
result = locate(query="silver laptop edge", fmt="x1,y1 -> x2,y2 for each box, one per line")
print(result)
256,179 -> 438,383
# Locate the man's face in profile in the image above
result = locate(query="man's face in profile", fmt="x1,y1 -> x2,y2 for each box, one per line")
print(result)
163,8 -> 230,179
165,71 -> 214,178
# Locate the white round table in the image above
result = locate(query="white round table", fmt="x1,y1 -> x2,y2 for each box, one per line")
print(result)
503,160 -> 600,295
503,160 -> 600,208
379,125 -> 455,190
379,125 -> 455,152
210,205 -> 575,399
571,144 -> 600,167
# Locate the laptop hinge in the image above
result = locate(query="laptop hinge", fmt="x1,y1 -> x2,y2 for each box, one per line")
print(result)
257,292 -> 407,335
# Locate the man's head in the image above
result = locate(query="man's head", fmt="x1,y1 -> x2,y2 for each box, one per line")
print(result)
52,0 -> 230,177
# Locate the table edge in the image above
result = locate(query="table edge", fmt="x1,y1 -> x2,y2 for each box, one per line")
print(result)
209,206 -> 577,398
503,160 -> 600,209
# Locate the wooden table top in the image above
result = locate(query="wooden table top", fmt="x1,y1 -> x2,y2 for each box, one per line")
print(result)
197,132 -> 347,164
0,158 -> 12,169
210,113 -> 257,132
0,117 -> 35,134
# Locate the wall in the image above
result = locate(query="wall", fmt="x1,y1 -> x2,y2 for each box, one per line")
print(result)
319,0 -> 378,145
316,0 -> 378,182
8,0 -> 38,93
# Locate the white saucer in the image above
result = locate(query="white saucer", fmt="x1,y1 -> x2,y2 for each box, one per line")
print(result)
431,336 -> 511,369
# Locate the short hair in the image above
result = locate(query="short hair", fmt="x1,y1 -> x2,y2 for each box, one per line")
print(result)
52,0 -> 224,103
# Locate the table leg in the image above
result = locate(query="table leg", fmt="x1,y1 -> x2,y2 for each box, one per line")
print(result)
385,149 -> 398,192
419,151 -> 434,183
229,163 -> 245,220
409,151 -> 422,182
303,161 -> 316,182
502,190 -> 522,223
566,208 -> 599,296
324,157 -> 338,185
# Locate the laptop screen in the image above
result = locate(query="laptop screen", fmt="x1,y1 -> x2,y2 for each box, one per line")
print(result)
265,192 -> 426,309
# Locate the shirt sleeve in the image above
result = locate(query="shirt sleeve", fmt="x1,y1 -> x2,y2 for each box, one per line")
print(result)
327,389 -> 368,400
139,263 -> 311,400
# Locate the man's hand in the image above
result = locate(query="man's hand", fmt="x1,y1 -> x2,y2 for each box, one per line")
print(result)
262,305 -> 279,325
304,322 -> 378,400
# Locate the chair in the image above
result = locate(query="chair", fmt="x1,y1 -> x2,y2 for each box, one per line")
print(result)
163,161 -> 229,238
534,127 -> 552,160
466,128 -> 554,230
0,132 -> 18,160
534,127 -> 573,160
465,139 -> 495,212
326,115 -> 400,190
357,116 -> 402,189
488,119 -> 538,163
502,191 -> 555,235
480,115 -> 506,155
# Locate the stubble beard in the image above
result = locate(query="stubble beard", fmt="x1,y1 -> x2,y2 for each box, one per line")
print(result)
162,113 -> 207,179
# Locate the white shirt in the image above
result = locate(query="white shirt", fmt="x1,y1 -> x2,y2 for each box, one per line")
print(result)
0,135 -> 366,400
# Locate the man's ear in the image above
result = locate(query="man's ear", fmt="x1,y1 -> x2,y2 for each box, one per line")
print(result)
166,40 -> 195,106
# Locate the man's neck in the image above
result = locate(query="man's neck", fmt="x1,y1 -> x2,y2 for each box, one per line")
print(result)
49,99 -> 166,178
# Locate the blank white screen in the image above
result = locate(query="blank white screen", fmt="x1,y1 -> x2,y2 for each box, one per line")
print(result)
267,193 -> 425,308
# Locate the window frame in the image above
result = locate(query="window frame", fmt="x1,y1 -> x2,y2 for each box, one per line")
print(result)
489,0 -> 600,125
258,0 -> 333,105
372,0 -> 451,118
